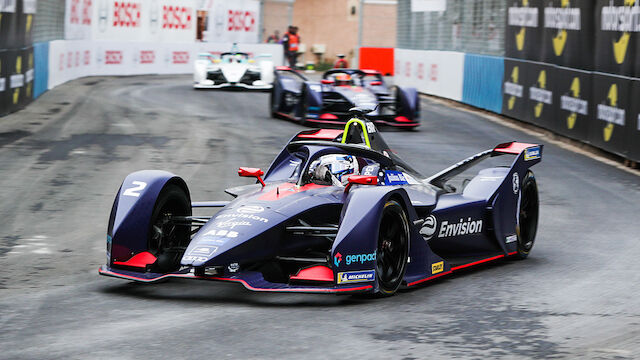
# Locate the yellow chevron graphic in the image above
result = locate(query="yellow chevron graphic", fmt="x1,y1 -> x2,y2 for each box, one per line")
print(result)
534,71 -> 546,118
603,84 -> 618,142
613,0 -> 636,64
567,77 -> 580,129
13,56 -> 22,105
516,28 -> 526,51
508,66 -> 519,110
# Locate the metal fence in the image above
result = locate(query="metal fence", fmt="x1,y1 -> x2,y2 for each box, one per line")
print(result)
32,0 -> 66,43
397,0 -> 506,56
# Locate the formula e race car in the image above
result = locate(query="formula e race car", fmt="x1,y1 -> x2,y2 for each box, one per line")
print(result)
193,47 -> 274,90
270,68 -> 420,129
99,108 -> 542,296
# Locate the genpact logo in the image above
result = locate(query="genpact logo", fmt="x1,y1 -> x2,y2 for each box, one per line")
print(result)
334,252 -> 342,267
346,252 -> 376,265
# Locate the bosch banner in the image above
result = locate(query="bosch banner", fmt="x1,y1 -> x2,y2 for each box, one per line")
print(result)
589,72 -> 632,157
505,0 -> 544,61
541,0 -> 594,70
204,0 -> 260,43
65,0 -> 93,39
594,0 -> 638,77
502,58 -> 530,121
524,61 -> 555,130
552,66 -> 592,141
629,79 -> 640,162
68,0 -> 196,42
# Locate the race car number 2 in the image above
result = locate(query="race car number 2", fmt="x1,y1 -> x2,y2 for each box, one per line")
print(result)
123,181 -> 147,197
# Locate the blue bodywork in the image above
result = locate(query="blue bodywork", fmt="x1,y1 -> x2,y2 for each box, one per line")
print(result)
100,122 -> 542,294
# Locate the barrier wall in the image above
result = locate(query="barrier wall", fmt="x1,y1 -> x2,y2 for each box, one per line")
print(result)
47,41 -> 283,89
394,49 -> 464,102
462,54 -> 503,114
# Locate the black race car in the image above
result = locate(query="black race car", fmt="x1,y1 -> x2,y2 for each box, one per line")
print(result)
270,68 -> 420,129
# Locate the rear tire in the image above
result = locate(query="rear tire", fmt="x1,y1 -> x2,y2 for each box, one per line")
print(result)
375,200 -> 410,296
515,171 -> 539,259
148,184 -> 191,273
269,86 -> 278,118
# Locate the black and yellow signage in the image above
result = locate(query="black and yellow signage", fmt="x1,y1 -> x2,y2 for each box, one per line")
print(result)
594,0 -> 638,76
589,73 -> 631,156
505,0 -> 544,60
553,66 -> 592,140
502,59 -> 529,120
542,0 -> 594,70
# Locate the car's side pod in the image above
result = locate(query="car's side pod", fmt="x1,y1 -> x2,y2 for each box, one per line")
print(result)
395,86 -> 420,121
107,170 -> 190,268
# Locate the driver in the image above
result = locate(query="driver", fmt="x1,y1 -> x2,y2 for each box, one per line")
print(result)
334,73 -> 353,87
309,154 -> 359,186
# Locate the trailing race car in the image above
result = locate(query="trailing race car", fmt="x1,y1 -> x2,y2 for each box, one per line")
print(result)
99,108 -> 542,296
270,68 -> 420,129
193,45 -> 274,90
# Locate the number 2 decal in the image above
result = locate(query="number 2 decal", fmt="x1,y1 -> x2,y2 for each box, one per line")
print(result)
123,181 -> 147,197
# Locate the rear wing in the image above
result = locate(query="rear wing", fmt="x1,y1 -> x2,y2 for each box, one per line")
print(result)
427,142 -> 543,188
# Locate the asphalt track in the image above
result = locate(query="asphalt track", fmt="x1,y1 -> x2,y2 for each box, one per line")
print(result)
0,75 -> 639,359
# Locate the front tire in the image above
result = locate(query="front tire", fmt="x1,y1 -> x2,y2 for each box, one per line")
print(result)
515,171 -> 539,259
148,184 -> 191,273
375,200 -> 410,296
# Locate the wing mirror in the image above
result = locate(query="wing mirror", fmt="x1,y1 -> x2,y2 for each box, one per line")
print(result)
345,175 -> 378,193
321,79 -> 334,85
238,167 -> 266,187
370,81 -> 382,86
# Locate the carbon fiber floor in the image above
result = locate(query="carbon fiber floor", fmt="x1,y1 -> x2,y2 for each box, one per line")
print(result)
0,75 -> 638,359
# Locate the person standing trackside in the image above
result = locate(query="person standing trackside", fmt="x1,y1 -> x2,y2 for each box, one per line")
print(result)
282,26 -> 300,69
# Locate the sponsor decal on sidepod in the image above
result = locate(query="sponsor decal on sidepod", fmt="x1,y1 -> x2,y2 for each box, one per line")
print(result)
438,218 -> 483,238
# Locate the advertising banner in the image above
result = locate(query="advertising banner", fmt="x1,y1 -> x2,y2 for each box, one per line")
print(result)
411,0 -> 446,12
48,40 -> 94,89
6,49 -> 24,113
502,58 -> 530,120
541,0 -> 594,70
627,79 -> 640,162
1,0 -> 18,50
89,0 -> 196,43
552,66 -> 592,141
505,0 -> 544,61
524,61 -> 556,130
0,50 -> 9,116
589,72 -> 632,157
17,0 -> 36,48
204,0 -> 260,43
65,0 -> 93,40
594,0 -> 638,76
394,49 -> 464,101
20,46 -> 34,107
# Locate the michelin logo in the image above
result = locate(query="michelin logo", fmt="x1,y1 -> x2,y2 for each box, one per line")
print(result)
337,270 -> 375,284
438,218 -> 483,238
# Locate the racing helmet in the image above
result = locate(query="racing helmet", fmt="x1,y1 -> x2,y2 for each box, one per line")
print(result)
335,73 -> 353,86
309,154 -> 359,186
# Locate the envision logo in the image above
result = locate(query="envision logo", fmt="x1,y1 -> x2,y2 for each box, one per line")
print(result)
597,84 -> 625,142
438,218 -> 483,238
530,70 -> 552,119
561,77 -> 588,130
505,66 -> 522,111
